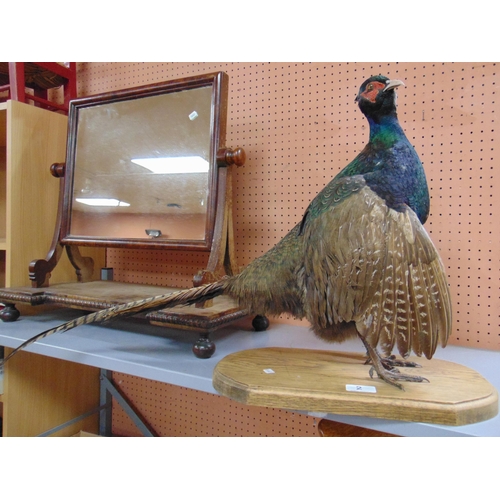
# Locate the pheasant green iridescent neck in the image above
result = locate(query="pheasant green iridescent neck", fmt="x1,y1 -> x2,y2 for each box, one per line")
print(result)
308,102 -> 430,225
337,111 -> 409,179
366,112 -> 406,147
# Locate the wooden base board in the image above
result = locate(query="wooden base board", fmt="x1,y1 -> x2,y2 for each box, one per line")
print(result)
213,347 -> 498,426
0,280 -> 248,332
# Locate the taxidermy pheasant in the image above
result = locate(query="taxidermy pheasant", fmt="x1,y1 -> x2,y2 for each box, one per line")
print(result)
0,75 -> 452,389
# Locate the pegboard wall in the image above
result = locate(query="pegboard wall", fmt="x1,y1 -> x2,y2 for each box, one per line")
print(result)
111,374 -> 319,437
75,62 -> 499,436
110,373 -> 390,437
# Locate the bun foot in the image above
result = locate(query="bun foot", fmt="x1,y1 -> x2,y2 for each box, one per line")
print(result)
0,303 -> 20,322
193,334 -> 216,359
252,315 -> 269,331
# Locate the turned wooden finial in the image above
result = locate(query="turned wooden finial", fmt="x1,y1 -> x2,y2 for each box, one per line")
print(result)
50,163 -> 66,178
217,147 -> 246,167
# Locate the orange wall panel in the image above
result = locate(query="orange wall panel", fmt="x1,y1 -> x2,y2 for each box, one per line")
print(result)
75,62 -> 499,436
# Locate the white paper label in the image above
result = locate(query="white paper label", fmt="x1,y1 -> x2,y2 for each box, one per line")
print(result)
263,368 -> 275,374
346,384 -> 377,393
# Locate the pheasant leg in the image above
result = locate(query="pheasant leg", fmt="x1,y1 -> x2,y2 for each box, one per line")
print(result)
358,334 -> 429,390
364,354 -> 422,369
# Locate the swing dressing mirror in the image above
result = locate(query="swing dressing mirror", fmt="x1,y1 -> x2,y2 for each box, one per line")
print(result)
0,71 -> 257,357
61,72 -> 228,250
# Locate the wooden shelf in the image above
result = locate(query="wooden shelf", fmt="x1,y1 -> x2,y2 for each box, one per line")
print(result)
0,100 -> 104,436
1,103 -> 5,254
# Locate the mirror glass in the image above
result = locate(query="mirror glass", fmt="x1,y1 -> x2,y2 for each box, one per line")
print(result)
61,73 -> 227,250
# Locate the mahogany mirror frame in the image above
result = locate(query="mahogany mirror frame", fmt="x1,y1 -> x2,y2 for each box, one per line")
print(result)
59,71 -> 229,252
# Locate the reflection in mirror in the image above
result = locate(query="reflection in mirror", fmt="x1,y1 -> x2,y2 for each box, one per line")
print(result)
68,84 -> 214,243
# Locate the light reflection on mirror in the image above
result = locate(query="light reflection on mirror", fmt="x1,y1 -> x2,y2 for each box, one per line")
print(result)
76,198 -> 131,207
69,85 -> 213,242
131,156 -> 210,174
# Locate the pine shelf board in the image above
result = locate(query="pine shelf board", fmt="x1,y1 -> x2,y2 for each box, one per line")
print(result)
213,347 -> 499,427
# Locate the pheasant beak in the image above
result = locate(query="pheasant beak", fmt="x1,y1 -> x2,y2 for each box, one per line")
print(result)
384,79 -> 405,92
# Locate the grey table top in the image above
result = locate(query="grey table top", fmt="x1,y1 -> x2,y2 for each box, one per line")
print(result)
1,308 -> 499,437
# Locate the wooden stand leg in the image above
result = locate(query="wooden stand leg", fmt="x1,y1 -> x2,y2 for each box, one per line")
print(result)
252,315 -> 269,331
0,303 -> 20,322
192,333 -> 216,359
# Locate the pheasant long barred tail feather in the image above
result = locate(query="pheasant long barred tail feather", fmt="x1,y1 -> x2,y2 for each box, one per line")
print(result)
0,280 -> 228,368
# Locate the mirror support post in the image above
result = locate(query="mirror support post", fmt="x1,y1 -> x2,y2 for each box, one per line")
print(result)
193,147 -> 245,309
29,162 -> 96,288
29,163 -> 69,287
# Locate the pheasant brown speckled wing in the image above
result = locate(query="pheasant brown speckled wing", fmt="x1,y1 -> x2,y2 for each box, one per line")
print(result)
299,181 -> 452,360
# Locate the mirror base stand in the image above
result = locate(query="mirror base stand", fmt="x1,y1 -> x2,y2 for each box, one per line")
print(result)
0,281 -> 251,359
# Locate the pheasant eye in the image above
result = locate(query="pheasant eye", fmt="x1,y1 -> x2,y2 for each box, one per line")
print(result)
367,84 -> 373,91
